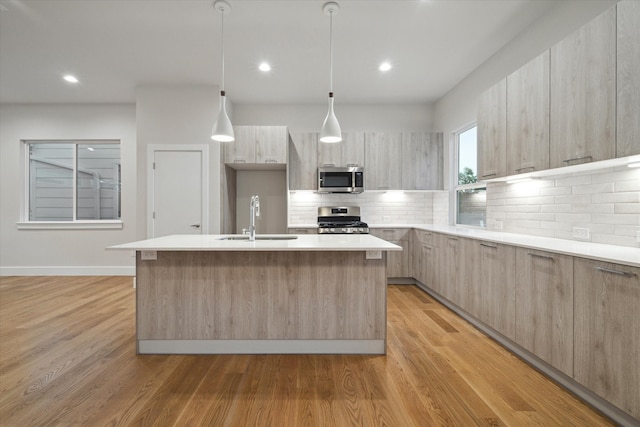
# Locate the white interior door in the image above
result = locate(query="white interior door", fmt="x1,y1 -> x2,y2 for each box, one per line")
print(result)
150,147 -> 208,237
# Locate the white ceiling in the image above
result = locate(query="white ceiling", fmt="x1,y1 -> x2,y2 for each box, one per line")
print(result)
0,0 -> 559,105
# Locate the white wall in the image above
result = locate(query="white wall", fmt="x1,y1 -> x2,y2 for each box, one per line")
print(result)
0,104 -> 137,275
135,85 -> 223,237
234,103 -> 434,133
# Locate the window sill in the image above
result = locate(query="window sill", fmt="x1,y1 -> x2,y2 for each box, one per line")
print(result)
17,221 -> 123,230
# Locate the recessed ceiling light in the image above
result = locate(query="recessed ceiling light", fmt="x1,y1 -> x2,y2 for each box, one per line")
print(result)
379,62 -> 392,72
258,62 -> 271,72
63,75 -> 79,83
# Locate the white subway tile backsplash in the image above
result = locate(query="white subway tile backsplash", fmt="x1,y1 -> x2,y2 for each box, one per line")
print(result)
486,166 -> 640,248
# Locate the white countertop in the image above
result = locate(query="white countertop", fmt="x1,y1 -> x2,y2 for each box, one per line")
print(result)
375,224 -> 639,267
108,234 -> 402,252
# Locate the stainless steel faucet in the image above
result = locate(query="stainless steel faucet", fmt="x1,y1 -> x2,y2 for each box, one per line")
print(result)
249,194 -> 260,241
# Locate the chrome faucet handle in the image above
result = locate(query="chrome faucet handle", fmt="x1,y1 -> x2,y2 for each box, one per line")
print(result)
255,198 -> 260,217
242,228 -> 249,235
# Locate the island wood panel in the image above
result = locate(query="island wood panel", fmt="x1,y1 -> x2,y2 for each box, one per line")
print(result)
506,50 -> 550,175
136,251 -> 386,340
550,7 -> 616,168
616,0 -> 640,158
515,248 -> 574,376
573,258 -> 640,419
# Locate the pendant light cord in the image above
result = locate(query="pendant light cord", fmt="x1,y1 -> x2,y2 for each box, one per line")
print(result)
329,10 -> 333,94
220,8 -> 225,93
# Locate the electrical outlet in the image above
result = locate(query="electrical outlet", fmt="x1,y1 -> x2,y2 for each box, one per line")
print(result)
572,227 -> 590,240
382,216 -> 391,223
141,250 -> 157,260
366,250 -> 382,260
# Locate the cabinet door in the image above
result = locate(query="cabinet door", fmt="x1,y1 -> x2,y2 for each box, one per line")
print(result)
317,137 -> 341,167
341,132 -> 365,167
256,126 -> 287,164
402,132 -> 443,190
574,259 -> 640,419
370,228 -> 410,278
515,248 -> 573,375
225,126 -> 256,164
289,132 -> 317,190
507,51 -> 550,176
550,7 -> 616,168
478,79 -> 507,179
617,0 -> 640,158
437,235 -> 462,302
365,132 -> 402,190
470,241 -> 516,340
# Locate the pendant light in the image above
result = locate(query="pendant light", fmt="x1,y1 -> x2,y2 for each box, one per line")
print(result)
320,1 -> 342,143
211,0 -> 235,142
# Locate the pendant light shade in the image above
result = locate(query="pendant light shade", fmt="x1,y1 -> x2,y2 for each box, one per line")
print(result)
211,0 -> 235,142
320,2 -> 342,143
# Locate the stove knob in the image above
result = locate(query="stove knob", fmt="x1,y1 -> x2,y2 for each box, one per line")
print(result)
330,228 -> 336,233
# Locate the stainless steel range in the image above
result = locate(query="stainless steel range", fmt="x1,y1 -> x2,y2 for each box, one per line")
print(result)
317,206 -> 369,234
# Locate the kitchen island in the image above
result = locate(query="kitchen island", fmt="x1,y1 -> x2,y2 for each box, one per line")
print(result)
109,234 -> 401,355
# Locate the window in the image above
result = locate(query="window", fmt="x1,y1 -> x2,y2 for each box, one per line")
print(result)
455,126 -> 486,227
25,141 -> 121,223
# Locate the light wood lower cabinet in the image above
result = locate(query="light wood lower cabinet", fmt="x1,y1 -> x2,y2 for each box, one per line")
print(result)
515,248 -> 574,376
371,228 -> 410,277
468,240 -> 516,340
573,258 -> 640,419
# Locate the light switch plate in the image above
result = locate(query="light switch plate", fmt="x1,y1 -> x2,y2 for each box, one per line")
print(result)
141,250 -> 157,260
366,250 -> 382,259
382,216 -> 391,223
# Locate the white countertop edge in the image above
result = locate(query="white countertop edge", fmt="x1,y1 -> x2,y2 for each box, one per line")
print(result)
408,224 -> 639,267
108,234 -> 402,252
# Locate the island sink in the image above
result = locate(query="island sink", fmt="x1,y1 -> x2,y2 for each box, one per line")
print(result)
217,235 -> 298,241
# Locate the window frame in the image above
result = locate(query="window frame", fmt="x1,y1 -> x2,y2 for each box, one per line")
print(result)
452,124 -> 487,228
17,139 -> 123,230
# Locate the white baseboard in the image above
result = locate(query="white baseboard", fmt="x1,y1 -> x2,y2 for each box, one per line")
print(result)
0,266 -> 135,276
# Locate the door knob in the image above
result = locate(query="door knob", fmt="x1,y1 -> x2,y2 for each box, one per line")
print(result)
190,224 -> 201,228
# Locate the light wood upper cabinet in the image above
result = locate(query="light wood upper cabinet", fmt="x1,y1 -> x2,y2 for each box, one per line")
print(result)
550,7 -> 616,168
617,0 -> 640,158
288,132 -> 317,190
224,126 -> 287,166
402,132 -> 443,190
468,241 -> 516,340
317,132 -> 365,168
478,79 -> 507,179
507,51 -> 550,175
573,258 -> 640,420
224,126 -> 256,165
256,126 -> 287,164
515,248 -> 574,376
365,132 -> 402,190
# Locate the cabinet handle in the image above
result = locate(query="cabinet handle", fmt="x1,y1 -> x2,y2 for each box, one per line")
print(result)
264,159 -> 277,164
447,237 -> 458,241
378,186 -> 389,190
515,166 -> 535,173
422,245 -> 432,250
594,266 -> 637,278
562,155 -> 592,164
480,243 -> 497,249
233,159 -> 246,164
346,163 -> 359,167
481,173 -> 496,178
322,163 -> 335,167
527,252 -> 554,261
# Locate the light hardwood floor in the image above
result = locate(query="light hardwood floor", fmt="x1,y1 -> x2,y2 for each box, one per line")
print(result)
0,276 -> 612,426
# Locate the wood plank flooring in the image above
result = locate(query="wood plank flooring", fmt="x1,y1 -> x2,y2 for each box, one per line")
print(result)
0,276 -> 613,426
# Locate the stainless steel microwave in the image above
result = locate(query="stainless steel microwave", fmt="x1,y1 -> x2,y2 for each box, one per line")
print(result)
318,167 -> 364,193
